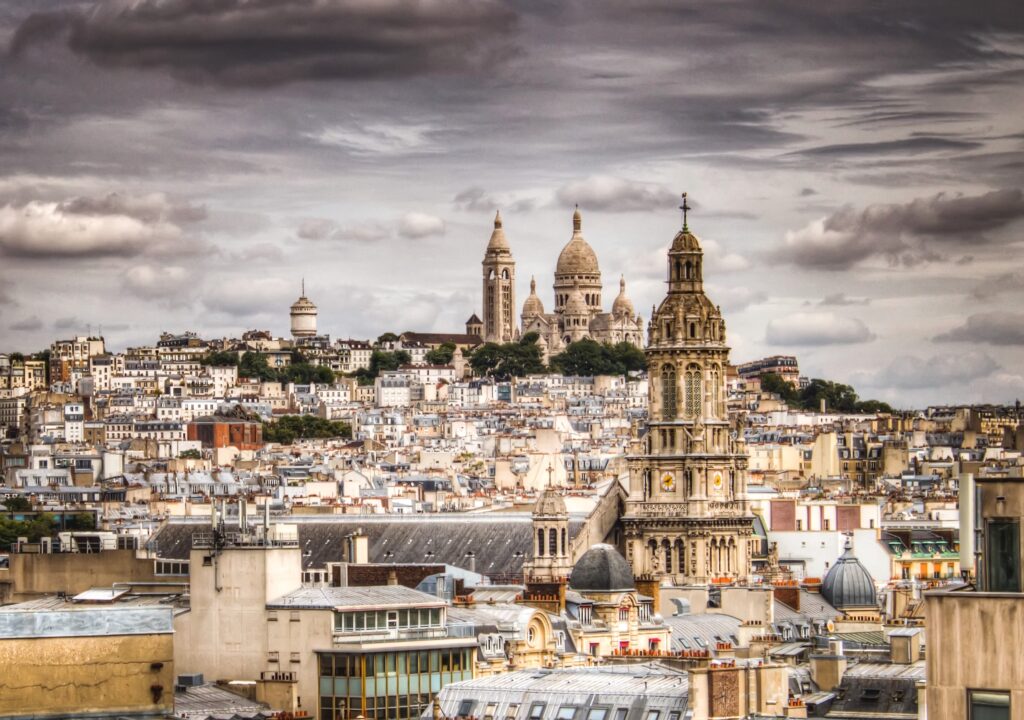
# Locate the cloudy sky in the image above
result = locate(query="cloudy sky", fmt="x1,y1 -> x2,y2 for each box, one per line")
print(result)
1,0 -> 1023,407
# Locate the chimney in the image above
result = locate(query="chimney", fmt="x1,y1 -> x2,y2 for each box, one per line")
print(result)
347,531 -> 369,564
387,569 -> 398,586
889,629 -> 921,664
810,638 -> 847,691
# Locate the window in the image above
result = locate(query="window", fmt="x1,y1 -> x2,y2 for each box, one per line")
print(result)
986,521 -> 1020,592
528,703 -> 546,720
458,700 -> 477,718
661,365 -> 676,420
614,711 -> 628,720
506,704 -> 520,720
587,710 -> 609,720
684,364 -> 701,417
970,692 -> 1010,720
483,705 -> 497,720
645,712 -> 660,720
556,707 -> 577,720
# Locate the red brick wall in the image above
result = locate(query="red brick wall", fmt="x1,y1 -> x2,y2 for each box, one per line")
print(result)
771,500 -> 796,531
837,505 -> 861,531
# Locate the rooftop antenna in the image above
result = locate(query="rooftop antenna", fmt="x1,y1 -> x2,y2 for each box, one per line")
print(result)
301,277 -> 305,297
680,192 -> 690,232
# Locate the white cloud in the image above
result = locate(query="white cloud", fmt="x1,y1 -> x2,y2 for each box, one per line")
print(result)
308,123 -> 438,155
857,351 -> 999,390
765,312 -> 875,346
701,238 -> 751,272
124,264 -> 190,300
556,176 -> 677,212
201,276 -> 294,317
398,212 -> 445,239
0,193 -> 204,258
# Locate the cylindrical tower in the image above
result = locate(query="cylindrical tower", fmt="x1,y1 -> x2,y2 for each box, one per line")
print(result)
290,282 -> 318,338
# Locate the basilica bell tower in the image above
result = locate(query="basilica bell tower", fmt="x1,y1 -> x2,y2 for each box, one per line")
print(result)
481,211 -> 517,343
623,195 -> 755,584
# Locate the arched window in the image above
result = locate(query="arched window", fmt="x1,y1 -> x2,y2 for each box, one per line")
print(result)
684,261 -> 692,280
685,364 -> 702,417
561,528 -> 567,556
537,529 -> 545,557
501,268 -> 509,280
549,528 -> 558,556
674,260 -> 682,281
661,365 -> 677,420
710,367 -> 720,418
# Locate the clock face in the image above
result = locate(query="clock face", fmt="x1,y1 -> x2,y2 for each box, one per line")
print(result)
660,472 -> 676,492
712,471 -> 724,490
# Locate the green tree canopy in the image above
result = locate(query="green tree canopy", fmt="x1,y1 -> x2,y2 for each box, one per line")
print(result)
263,415 -> 353,444
759,373 -> 894,414
201,350 -> 240,367
425,342 -> 457,365
549,339 -> 646,377
469,336 -> 546,380
376,332 -> 400,345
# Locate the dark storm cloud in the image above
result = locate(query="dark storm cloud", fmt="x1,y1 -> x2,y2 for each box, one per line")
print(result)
10,0 -> 519,87
819,293 -> 870,307
772,189 -> 1024,270
789,136 -> 983,159
934,312 -> 1024,346
972,271 -> 1024,301
9,316 -> 43,332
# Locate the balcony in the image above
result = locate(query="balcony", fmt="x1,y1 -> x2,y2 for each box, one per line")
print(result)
332,625 -> 467,643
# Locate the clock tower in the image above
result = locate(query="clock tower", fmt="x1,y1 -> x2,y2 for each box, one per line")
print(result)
623,195 -> 755,584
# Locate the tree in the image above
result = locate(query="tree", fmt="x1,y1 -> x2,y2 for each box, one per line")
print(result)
2,496 -> 32,512
469,336 -> 546,380
609,341 -> 647,373
179,449 -> 202,459
238,351 -> 275,381
65,513 -> 96,531
369,350 -> 411,376
201,350 -> 239,367
263,415 -> 352,443
760,373 -> 893,414
550,339 -> 620,376
425,342 -> 456,366
9,352 -> 24,363
376,332 -> 399,345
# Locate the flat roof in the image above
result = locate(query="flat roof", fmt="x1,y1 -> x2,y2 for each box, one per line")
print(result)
267,584 -> 445,610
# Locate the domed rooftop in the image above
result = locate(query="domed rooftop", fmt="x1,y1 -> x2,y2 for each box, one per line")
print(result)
670,228 -> 702,253
486,211 -> 510,253
564,282 -> 589,316
821,538 -> 877,611
522,277 -> 545,317
556,208 -> 600,276
533,487 -> 566,517
612,276 -> 634,317
570,544 -> 635,593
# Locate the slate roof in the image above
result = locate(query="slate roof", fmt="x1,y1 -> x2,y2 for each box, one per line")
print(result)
662,612 -> 741,652
149,515 -> 585,576
268,584 -> 443,610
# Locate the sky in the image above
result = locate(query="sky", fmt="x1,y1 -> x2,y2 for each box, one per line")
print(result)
0,0 -> 1023,408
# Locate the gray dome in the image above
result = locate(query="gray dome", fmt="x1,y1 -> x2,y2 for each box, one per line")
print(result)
821,540 -> 877,611
569,543 -> 635,592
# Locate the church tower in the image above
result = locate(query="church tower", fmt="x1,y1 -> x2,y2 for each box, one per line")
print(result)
622,194 -> 755,584
481,211 -> 517,343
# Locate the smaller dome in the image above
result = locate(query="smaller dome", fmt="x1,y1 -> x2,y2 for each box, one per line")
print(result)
570,544 -> 635,592
612,276 -> 634,317
670,229 -> 702,253
564,283 -> 588,316
821,538 -> 877,611
486,210 -> 510,253
522,277 -> 545,317
533,487 -> 566,517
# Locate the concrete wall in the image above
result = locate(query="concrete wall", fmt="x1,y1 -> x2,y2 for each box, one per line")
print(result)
0,550 -> 162,603
266,607 -> 333,714
926,591 -> 1024,720
175,546 -> 302,685
0,632 -> 174,718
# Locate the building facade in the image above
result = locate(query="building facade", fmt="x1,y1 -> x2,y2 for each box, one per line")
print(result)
623,204 -> 755,584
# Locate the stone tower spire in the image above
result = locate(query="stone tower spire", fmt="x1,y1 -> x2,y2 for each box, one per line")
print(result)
481,210 -> 517,342
623,196 -> 754,585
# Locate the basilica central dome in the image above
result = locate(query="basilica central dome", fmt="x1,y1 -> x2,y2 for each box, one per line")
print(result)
556,208 -> 601,277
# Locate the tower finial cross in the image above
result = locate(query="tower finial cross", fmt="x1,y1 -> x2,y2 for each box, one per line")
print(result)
680,192 -> 690,231
546,464 -> 554,489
